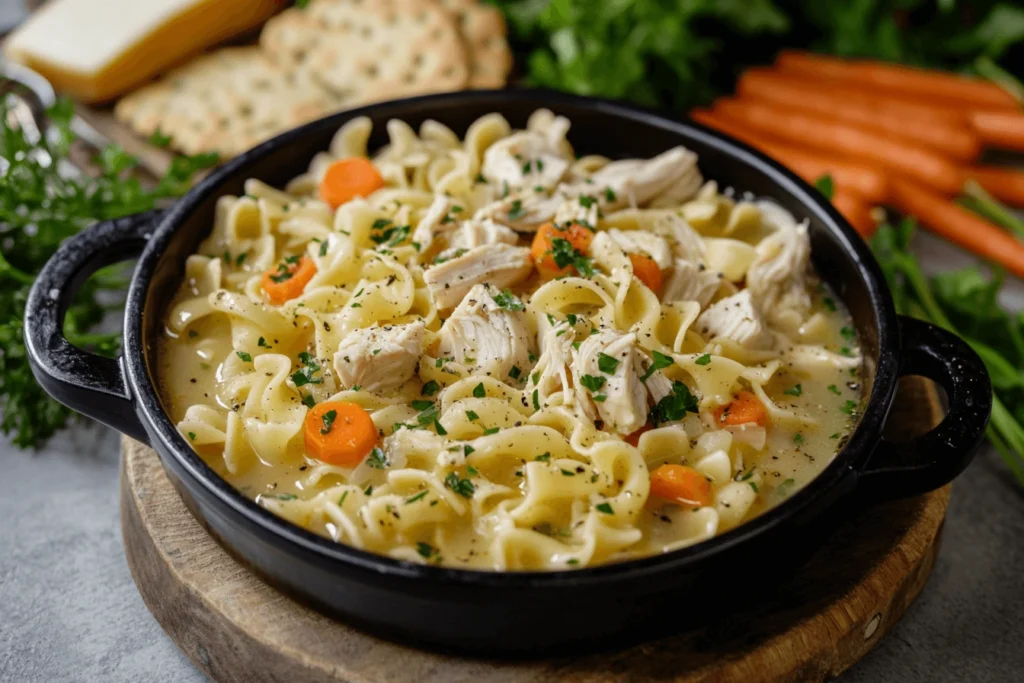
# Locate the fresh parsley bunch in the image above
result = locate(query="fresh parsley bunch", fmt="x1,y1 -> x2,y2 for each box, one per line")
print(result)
0,98 -> 217,448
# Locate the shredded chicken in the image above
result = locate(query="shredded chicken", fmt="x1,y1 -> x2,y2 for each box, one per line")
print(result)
571,330 -> 651,435
746,201 -> 812,324
472,190 -> 563,232
444,218 -> 518,253
695,291 -> 772,349
605,229 -> 674,270
661,259 -> 723,308
438,283 -> 533,380
410,195 -> 452,253
524,321 -> 576,410
333,321 -> 426,393
575,146 -> 701,211
424,243 -> 533,310
481,114 -> 572,193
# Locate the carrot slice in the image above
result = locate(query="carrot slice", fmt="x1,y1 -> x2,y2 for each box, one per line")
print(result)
319,158 -> 385,209
712,98 -> 963,195
735,71 -> 981,162
970,111 -> 1024,153
889,178 -> 1024,279
627,252 -> 663,292
625,424 -> 652,447
649,464 -> 712,507
261,256 -> 317,305
963,166 -> 1024,207
530,221 -> 594,278
303,401 -> 379,466
831,189 -> 879,238
692,110 -> 889,203
715,390 -> 768,427
775,51 -> 1020,111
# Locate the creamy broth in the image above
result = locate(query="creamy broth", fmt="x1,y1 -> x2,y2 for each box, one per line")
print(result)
158,110 -> 862,570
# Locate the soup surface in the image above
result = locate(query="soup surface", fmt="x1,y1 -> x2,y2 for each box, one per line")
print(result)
159,110 -> 863,570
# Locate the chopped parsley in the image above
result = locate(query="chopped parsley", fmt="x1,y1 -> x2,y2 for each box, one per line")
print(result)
466,410 -> 479,421
187,431 -> 196,441
595,502 -> 614,514
444,472 -> 475,498
291,352 -> 323,386
828,384 -> 842,395
416,542 -> 438,560
580,374 -> 607,392
301,394 -> 316,408
366,447 -> 389,469
604,187 -> 616,202
841,325 -> 856,341
319,409 -> 338,435
597,353 -> 620,374
507,199 -> 526,221
578,195 -> 595,208
493,288 -> 526,311
823,296 -> 837,312
783,384 -> 803,397
535,453 -> 551,462
405,490 -> 429,505
793,432 -> 805,444
640,350 -> 674,381
319,240 -> 330,257
649,381 -> 699,425
548,237 -> 596,277
483,427 -> 500,435
148,128 -> 173,147
258,337 -> 270,348
473,383 -> 486,398
421,380 -> 440,396
411,400 -> 434,411
236,351 -> 252,363
695,353 -> 712,366
532,389 -> 540,410
508,366 -> 522,380
841,400 -> 858,415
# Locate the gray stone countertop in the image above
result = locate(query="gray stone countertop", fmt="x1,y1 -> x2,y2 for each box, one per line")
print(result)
1,235 -> 1023,683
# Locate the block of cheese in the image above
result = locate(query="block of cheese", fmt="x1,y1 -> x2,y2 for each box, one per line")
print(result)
3,0 -> 282,103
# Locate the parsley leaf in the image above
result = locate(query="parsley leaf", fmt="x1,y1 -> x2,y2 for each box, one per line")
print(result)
649,381 -> 699,425
493,288 -> 526,311
597,353 -> 620,374
444,472 -> 476,498
639,350 -> 674,381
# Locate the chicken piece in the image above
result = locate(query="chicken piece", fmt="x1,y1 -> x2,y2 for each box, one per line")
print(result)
444,218 -> 519,253
481,115 -> 572,193
553,196 -> 600,230
654,213 -> 706,263
571,330 -> 650,435
694,291 -> 772,349
438,283 -> 533,381
410,194 -> 452,253
661,259 -> 723,308
746,201 -> 812,324
524,321 -> 576,409
578,146 -> 701,211
424,243 -> 533,310
333,321 -> 426,393
605,229 -> 674,270
473,190 -> 564,232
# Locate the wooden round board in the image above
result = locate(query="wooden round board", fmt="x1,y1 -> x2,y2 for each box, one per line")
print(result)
120,378 -> 948,683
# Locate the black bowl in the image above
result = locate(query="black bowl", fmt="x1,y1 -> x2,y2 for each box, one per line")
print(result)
24,90 -> 991,656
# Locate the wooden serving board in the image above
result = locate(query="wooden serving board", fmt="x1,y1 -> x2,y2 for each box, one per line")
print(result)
120,377 -> 948,683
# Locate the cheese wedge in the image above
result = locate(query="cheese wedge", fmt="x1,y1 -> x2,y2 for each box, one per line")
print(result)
4,0 -> 281,103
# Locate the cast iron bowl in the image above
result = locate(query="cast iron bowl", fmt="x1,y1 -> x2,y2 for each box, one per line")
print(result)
25,90 -> 991,656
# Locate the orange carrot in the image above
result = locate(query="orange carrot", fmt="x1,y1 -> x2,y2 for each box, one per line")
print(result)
531,221 -> 594,278
737,68 -> 969,127
889,178 -> 1024,279
649,464 -> 712,507
303,401 -> 379,466
775,51 -> 1020,111
714,390 -> 768,427
319,158 -> 385,209
627,252 -> 663,292
713,98 -> 963,195
962,166 -> 1024,207
626,424 -> 652,448
831,189 -> 879,238
735,72 -> 981,162
692,110 -> 889,203
261,255 -> 317,305
969,111 -> 1024,153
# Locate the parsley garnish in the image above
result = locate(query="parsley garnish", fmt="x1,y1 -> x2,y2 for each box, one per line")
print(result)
535,453 -> 551,462
421,380 -> 440,396
841,400 -> 858,415
320,409 -> 337,435
640,350 -> 674,381
783,384 -> 803,397
406,490 -> 429,505
416,542 -> 438,560
236,351 -> 252,363
548,238 -> 595,277
596,502 -> 614,514
444,472 -> 476,498
649,381 -> 699,424
597,353 -> 620,374
187,431 -> 196,441
483,427 -> 500,435
492,288 -> 525,311
841,325 -> 856,341
532,389 -> 540,410
828,384 -> 842,395
695,353 -> 712,366
258,337 -> 270,348
508,366 -> 522,380
411,400 -> 434,411
366,447 -> 389,469
580,374 -> 606,392
473,383 -> 486,398
291,352 -> 323,386
466,410 -> 479,421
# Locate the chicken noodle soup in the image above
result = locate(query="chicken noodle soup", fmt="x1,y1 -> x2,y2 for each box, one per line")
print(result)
158,110 -> 863,571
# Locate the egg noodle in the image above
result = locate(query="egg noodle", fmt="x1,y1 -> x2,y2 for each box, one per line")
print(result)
158,110 -> 863,570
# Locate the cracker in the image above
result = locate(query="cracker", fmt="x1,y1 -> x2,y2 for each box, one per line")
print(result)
115,47 -> 341,158
437,0 -> 512,89
261,0 -> 470,104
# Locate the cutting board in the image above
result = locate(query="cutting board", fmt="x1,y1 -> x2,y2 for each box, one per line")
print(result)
120,376 -> 949,683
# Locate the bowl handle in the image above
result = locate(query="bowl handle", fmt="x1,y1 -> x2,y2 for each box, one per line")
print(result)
858,315 -> 991,499
24,211 -> 162,445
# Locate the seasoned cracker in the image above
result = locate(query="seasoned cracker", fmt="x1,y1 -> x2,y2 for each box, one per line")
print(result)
437,0 -> 512,89
262,0 -> 470,103
115,48 -> 341,158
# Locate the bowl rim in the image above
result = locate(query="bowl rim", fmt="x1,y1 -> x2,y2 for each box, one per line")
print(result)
124,88 -> 899,587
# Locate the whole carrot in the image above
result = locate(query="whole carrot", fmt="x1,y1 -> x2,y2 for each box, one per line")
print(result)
691,109 -> 888,203
713,98 -> 963,195
963,166 -> 1024,207
775,51 -> 1020,111
736,70 -> 981,162
738,68 -> 969,126
969,111 -> 1024,153
889,179 -> 1024,279
831,189 -> 878,238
